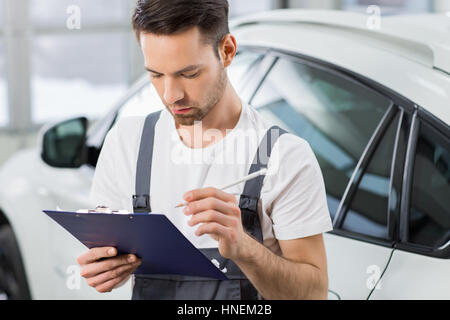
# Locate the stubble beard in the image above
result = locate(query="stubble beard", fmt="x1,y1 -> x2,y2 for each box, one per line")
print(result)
169,65 -> 228,127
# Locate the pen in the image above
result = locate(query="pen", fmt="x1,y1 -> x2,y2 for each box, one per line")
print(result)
175,168 -> 268,208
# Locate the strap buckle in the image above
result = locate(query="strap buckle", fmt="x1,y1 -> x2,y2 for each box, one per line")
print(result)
133,194 -> 151,213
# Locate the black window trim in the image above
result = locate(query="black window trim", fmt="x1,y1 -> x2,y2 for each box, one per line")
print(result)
333,104 -> 397,230
418,106 -> 450,139
388,108 -> 408,243
399,110 -> 419,243
396,109 -> 450,259
333,108 -> 404,249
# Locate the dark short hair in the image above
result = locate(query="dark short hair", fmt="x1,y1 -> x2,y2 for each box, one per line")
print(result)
132,0 -> 230,59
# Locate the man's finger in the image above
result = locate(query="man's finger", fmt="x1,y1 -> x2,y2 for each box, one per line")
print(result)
188,209 -> 239,229
81,254 -> 137,278
195,222 -> 234,242
184,187 -> 237,204
184,197 -> 240,217
95,273 -> 133,293
87,261 -> 141,288
77,247 -> 117,265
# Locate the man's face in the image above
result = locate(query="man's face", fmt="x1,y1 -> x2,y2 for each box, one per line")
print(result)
140,27 -> 228,126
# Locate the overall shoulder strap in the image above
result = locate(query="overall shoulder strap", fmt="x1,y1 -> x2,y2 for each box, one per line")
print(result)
239,125 -> 288,239
238,125 -> 288,300
133,110 -> 163,213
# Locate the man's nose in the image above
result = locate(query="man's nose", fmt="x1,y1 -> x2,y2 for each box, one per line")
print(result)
164,78 -> 184,105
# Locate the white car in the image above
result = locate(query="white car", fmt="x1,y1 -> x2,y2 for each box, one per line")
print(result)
0,9 -> 449,300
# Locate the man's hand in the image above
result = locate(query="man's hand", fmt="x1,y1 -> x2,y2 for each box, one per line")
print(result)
183,187 -> 250,261
183,187 -> 329,299
77,247 -> 141,293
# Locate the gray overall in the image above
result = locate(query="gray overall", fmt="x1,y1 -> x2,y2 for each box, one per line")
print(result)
131,110 -> 287,300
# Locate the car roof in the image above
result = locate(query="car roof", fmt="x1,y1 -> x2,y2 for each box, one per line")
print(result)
231,9 -> 450,126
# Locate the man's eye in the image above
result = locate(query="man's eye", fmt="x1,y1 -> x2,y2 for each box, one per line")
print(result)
182,72 -> 199,79
150,73 -> 163,79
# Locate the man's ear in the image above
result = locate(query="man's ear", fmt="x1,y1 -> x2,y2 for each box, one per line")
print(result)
218,34 -> 237,68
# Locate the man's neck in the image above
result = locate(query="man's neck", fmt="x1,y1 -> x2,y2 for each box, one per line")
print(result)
176,81 -> 242,149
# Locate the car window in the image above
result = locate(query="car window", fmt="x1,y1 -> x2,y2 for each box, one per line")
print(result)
116,50 -> 265,121
341,112 -> 401,239
117,83 -> 164,119
409,121 -> 450,248
228,50 -> 264,91
250,56 -> 393,220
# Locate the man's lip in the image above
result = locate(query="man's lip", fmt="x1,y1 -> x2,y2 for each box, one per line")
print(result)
172,107 -> 192,114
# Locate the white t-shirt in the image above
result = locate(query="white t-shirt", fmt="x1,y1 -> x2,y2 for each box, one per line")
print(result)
90,99 -> 333,256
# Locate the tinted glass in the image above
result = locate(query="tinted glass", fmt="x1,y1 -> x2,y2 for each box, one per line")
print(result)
342,112 -> 401,239
43,117 -> 87,168
251,57 -> 392,220
409,121 -> 450,248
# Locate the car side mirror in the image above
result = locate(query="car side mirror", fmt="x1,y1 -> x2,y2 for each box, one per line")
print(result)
41,117 -> 88,168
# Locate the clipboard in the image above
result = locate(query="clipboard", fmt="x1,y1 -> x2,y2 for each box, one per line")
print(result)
43,210 -> 228,280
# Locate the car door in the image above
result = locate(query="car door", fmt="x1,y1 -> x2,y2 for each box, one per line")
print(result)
247,50 -> 399,299
369,109 -> 450,299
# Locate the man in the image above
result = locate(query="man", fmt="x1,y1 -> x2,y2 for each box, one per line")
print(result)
77,0 -> 333,300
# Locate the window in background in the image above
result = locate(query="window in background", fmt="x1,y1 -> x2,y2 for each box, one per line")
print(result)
118,84 -> 164,120
0,0 -> 4,26
250,57 -> 392,220
30,0 -> 130,27
30,0 -> 134,124
409,121 -> 450,249
227,51 -> 264,91
31,33 -> 129,123
342,0 -> 431,14
228,0 -> 273,17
